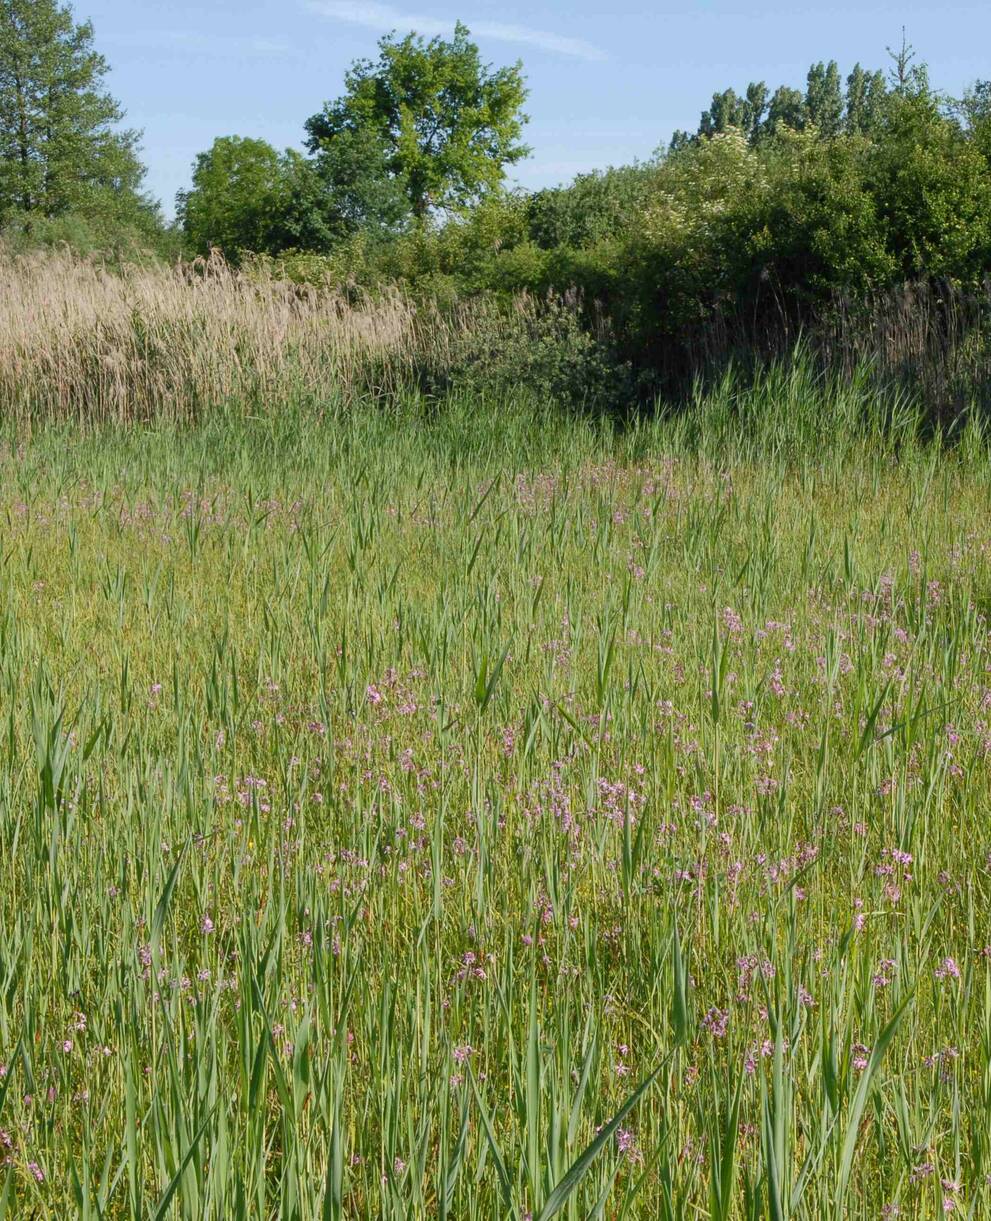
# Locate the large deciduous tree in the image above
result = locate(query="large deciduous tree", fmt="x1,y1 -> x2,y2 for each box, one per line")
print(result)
177,136 -> 290,259
177,134 -> 401,259
0,0 -> 145,222
304,22 -> 530,222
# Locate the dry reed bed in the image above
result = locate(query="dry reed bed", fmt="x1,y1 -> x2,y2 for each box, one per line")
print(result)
0,251 -> 474,421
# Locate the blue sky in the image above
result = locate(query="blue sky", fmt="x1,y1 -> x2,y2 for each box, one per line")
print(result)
84,0 -> 991,216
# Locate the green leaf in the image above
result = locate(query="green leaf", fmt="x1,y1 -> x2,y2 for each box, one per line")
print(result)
834,992 -> 913,1217
151,1107 -> 215,1221
470,1069 -> 514,1212
151,842 -> 188,961
535,1063 -> 663,1221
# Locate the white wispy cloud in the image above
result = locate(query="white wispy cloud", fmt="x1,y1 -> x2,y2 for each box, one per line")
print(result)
105,30 -> 295,60
306,1 -> 607,62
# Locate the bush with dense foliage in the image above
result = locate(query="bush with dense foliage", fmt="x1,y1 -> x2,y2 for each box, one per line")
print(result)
214,43 -> 991,408
407,67 -> 991,393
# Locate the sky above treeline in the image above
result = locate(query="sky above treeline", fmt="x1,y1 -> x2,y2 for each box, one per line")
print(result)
85,0 -> 991,216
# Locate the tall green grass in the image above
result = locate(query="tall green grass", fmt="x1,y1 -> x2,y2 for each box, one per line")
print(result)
0,370 -> 987,1217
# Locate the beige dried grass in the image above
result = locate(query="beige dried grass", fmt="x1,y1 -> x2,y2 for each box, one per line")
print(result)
0,249 -> 435,422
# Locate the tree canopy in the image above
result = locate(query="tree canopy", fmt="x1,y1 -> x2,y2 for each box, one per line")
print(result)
0,0 -> 147,225
304,22 -> 529,221
177,136 -> 292,259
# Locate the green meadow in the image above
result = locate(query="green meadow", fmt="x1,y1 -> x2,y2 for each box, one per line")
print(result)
0,371 -> 986,1217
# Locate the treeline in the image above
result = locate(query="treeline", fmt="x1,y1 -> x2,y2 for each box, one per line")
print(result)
179,30 -> 991,406
3,0 -> 991,413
